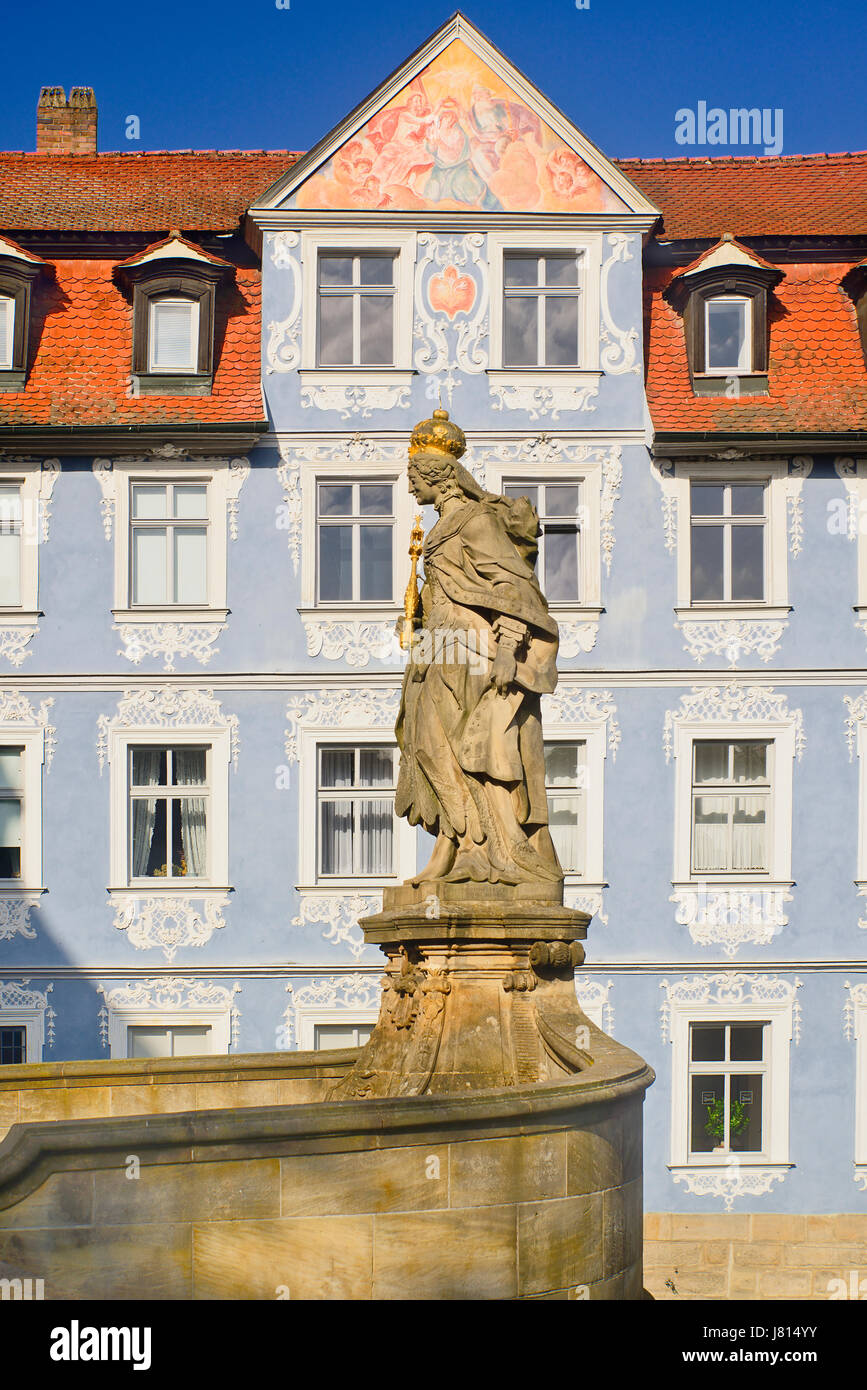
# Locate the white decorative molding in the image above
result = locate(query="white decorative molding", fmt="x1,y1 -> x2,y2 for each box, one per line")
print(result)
564,885 -> 608,926
844,980 -> 867,1042
660,973 -> 802,1045
670,883 -> 793,955
303,618 -> 398,667
650,457 -> 677,553
855,1170 -> 867,1192
98,977 -> 240,1050
37,460 -> 61,543
677,618 -> 787,667
542,687 -> 620,759
0,978 -> 55,1055
93,458 -> 115,539
115,622 -> 225,672
600,446 -> 622,577
785,457 -> 813,557
97,686 -> 240,772
490,380 -> 599,420
843,692 -> 867,761
413,232 -> 489,390
0,627 -> 38,667
266,231 -> 302,373
284,687 -> 400,765
281,973 -> 381,1049
300,383 -> 412,419
292,891 -> 381,960
557,621 -> 598,656
575,977 -> 614,1032
110,894 -> 230,962
599,233 -> 640,375
0,692 -> 56,771
0,898 -> 42,942
225,458 -> 250,541
834,457 -> 859,540
663,685 -> 805,763
671,1164 -> 789,1211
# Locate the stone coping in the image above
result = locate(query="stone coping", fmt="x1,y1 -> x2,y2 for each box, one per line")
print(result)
0,1051 -> 654,1212
0,1049 -> 356,1093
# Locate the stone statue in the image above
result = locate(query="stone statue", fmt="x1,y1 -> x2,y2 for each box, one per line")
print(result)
396,409 -> 563,887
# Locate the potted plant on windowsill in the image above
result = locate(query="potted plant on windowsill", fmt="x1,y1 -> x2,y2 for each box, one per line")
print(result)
704,1098 -> 750,1153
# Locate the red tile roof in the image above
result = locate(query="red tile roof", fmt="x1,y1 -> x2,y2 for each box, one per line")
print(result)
0,152 -> 299,232
616,152 -> 867,240
644,260 -> 867,434
0,259 -> 264,426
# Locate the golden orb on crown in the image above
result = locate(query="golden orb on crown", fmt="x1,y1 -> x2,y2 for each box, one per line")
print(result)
408,407 -> 466,461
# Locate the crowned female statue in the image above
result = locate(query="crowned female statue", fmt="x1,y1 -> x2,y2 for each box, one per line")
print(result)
396,408 -> 563,887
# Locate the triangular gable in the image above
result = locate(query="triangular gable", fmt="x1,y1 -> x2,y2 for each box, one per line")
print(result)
253,16 -> 657,217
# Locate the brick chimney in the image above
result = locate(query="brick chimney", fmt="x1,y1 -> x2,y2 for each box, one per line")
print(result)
36,87 -> 97,153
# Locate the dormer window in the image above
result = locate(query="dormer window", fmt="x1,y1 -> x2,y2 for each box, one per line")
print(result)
0,235 -> 47,392
0,296 -> 13,369
664,234 -> 783,398
115,231 -> 230,397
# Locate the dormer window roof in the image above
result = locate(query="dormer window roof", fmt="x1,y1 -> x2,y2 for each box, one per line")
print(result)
0,235 -> 48,391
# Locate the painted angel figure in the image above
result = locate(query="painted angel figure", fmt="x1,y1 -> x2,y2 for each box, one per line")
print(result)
395,409 -> 563,887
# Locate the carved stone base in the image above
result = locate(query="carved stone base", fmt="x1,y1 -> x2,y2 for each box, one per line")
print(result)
330,883 -> 621,1099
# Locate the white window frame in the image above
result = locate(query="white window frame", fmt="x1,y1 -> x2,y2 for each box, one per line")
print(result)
837,458 -> 867,624
296,1007 -> 379,1051
105,1008 -> 230,1060
128,479 -> 210,610
299,229 -> 415,389
689,738 -> 772,877
315,251 -> 397,369
147,296 -> 200,374
0,464 -> 51,623
487,230 -> 602,393
297,727 -> 414,890
668,996 -> 793,1171
671,461 -> 790,627
0,1010 -> 44,1064
109,462 -> 234,625
704,294 -> 752,375
483,459 -> 604,627
542,722 -> 608,894
0,295 -> 13,370
851,990 -> 867,1177
108,726 -> 231,893
313,477 -> 398,608
852,721 -> 867,892
671,721 -> 794,893
0,730 -> 47,892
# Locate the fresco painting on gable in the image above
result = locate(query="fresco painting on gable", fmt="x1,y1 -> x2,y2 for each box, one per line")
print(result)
291,39 -> 626,213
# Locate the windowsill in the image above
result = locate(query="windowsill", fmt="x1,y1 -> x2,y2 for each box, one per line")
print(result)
299,369 -> 413,387
0,370 -> 26,393
0,610 -> 42,625
296,882 -> 394,894
692,373 -> 769,397
299,604 -> 400,622
109,884 -> 232,896
549,604 -> 604,619
133,373 -> 213,397
676,605 -> 790,623
112,608 -> 229,624
0,884 -> 44,895
488,368 -> 602,386
668,1160 -> 791,1172
672,878 -> 793,892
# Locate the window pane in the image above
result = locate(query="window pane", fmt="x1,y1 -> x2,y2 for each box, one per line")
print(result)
731,524 -> 764,601
359,255 -> 393,286
315,1024 -> 361,1049
318,295 -> 353,365
0,799 -> 21,878
730,1023 -> 764,1061
133,796 -> 164,877
504,296 -> 538,367
127,1026 -> 172,1059
173,528 -> 207,605
170,1026 -> 212,1057
319,484 -> 353,516
732,795 -> 767,872
358,747 -> 394,788
548,794 -> 582,874
544,255 -> 579,287
545,742 -> 579,787
359,525 -> 392,600
0,532 -> 21,605
0,1027 -> 25,1064
690,524 -> 724,601
731,485 -> 764,517
151,300 -> 197,372
0,298 -> 10,368
544,296 -> 579,365
504,256 -> 539,287
544,527 -> 579,601
359,295 -> 393,365
691,1024 -> 726,1062
132,486 -> 168,520
505,483 -> 538,510
319,256 -> 352,286
732,742 -> 766,783
691,484 -> 725,516
707,299 -> 748,371
691,1073 -> 725,1152
320,749 -> 354,788
172,748 -> 206,786
358,483 -> 392,516
544,484 -> 580,518
730,1073 -> 763,1152
693,796 -> 729,872
0,748 -> 22,791
318,526 -> 353,601
694,741 -> 728,783
358,798 -> 392,874
0,486 -> 22,525
133,528 -> 167,605
320,800 -> 353,875
169,799 -> 193,877
131,748 -> 166,787
173,485 -> 208,519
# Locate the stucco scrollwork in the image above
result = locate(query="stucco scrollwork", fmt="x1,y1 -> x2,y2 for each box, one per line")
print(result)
292,892 -> 382,960
110,894 -> 230,961
599,233 -> 640,375
300,384 -> 411,419
0,978 -> 55,1045
281,973 -> 381,1048
490,381 -> 599,420
266,231 -> 302,373
97,686 -> 240,772
660,973 -> 802,1044
98,977 -> 240,1047
670,884 -> 793,955
303,618 -> 398,667
677,618 -> 787,667
284,687 -> 400,765
115,622 -> 225,672
672,1165 -> 789,1211
663,685 -> 805,763
542,687 -> 621,760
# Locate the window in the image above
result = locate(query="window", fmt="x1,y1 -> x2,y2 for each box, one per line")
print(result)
130,482 -> 208,607
128,745 -> 209,883
317,254 -> 395,367
147,297 -> 199,374
704,296 -> 751,373
691,740 -> 770,876
503,253 -> 580,367
317,481 -> 393,603
0,237 -> 45,390
0,747 -> 24,880
317,745 -> 396,878
126,1023 -> 212,1058
688,1021 -> 766,1156
0,1025 -> 25,1064
690,481 -> 765,603
0,487 -> 22,607
314,1022 -> 373,1050
545,741 -> 586,875
0,295 -> 12,370
505,482 -> 581,602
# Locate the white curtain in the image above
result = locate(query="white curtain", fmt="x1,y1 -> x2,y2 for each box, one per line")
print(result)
693,795 -> 766,873
321,800 -> 352,875
174,749 -> 207,878
131,749 -> 162,877
732,796 -> 766,871
359,799 -> 392,875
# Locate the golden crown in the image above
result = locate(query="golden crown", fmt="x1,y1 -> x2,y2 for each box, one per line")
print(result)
408,407 -> 466,460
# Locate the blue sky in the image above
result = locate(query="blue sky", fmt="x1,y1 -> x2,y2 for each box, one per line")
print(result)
3,0 -> 865,159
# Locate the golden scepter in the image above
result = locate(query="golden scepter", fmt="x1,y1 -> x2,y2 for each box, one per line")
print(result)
399,514 -> 425,651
